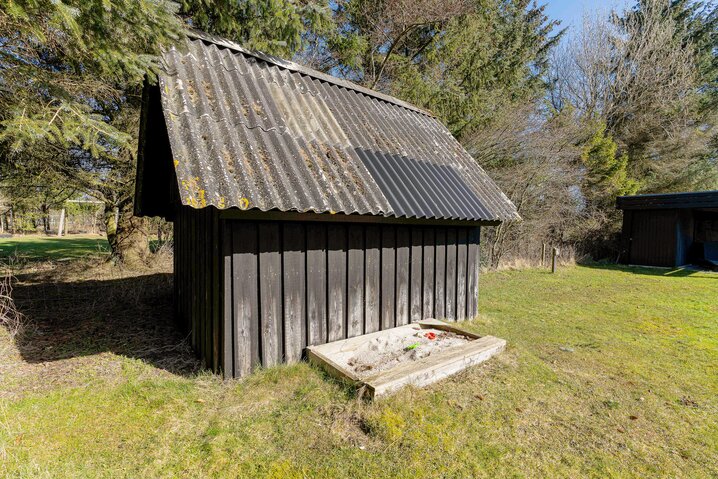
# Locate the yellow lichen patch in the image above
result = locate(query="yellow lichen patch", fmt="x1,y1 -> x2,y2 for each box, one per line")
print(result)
239,197 -> 250,210
181,176 -> 204,208
173,160 -> 179,168
217,196 -> 226,209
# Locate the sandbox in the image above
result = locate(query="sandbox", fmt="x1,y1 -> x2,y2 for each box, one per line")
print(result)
307,319 -> 506,399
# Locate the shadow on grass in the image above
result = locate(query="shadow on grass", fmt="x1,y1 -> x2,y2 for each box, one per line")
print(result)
10,271 -> 201,376
582,262 -> 717,278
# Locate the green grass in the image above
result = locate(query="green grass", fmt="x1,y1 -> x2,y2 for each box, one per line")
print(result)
0,234 -> 109,261
1,265 -> 716,478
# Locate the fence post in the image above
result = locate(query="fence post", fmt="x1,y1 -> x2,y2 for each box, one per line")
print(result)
551,247 -> 559,273
541,243 -> 547,266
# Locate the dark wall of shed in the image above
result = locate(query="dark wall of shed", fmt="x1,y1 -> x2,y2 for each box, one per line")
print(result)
620,209 -> 686,267
135,83 -> 178,220
175,209 -> 482,378
174,206 -> 223,372
675,210 -> 695,266
220,219 -> 481,378
628,210 -> 677,267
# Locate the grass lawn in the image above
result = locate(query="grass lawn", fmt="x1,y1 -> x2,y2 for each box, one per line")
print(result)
0,262 -> 716,478
0,234 -> 109,261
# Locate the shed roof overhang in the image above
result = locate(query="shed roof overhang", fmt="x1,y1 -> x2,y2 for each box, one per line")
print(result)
135,32 -> 518,224
616,191 -> 718,210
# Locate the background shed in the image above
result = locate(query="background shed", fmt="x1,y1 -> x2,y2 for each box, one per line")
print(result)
617,191 -> 718,268
135,32 -> 517,377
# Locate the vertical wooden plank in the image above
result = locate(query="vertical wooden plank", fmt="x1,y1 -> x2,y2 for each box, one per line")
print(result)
466,227 -> 480,319
211,209 -> 221,372
173,214 -> 179,324
190,209 -> 198,351
456,228 -> 468,322
347,225 -> 365,338
434,227 -> 446,319
422,227 -> 435,319
306,223 -> 327,345
259,222 -> 282,367
410,227 -> 423,322
282,222 -> 306,362
175,208 -> 182,329
395,226 -> 410,326
222,220 -> 234,377
180,208 -> 186,332
327,224 -> 347,341
200,210 -> 207,365
181,208 -> 188,333
233,221 -> 259,376
445,228 -> 457,321
380,225 -> 396,330
187,208 -> 192,336
204,208 -> 212,368
620,210 -> 634,264
365,225 -> 381,333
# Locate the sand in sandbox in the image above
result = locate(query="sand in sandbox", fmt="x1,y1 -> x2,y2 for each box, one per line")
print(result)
331,325 -> 472,379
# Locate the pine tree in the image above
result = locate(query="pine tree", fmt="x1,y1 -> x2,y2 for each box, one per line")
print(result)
0,1 -> 331,263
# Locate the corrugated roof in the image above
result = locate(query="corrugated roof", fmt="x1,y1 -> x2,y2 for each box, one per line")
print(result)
617,191 -> 718,210
154,31 -> 519,222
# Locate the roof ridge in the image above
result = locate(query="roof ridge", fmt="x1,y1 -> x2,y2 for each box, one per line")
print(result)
185,29 -> 435,118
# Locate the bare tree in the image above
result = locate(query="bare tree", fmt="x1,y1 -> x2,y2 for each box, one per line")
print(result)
465,102 -> 584,268
549,12 -> 615,118
608,1 -> 700,157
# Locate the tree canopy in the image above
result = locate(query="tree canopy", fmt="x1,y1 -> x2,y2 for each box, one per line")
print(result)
0,0 -> 716,266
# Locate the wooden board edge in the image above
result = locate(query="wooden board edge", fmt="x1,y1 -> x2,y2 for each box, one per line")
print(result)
306,347 -> 361,384
416,318 -> 482,339
367,338 -> 506,399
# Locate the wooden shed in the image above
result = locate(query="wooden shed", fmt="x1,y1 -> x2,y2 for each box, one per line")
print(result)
134,31 -> 518,378
617,191 -> 718,268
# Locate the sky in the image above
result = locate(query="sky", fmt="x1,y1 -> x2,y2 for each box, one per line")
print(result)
543,0 -> 633,33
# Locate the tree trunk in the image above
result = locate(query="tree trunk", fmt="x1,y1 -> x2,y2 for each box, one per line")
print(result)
41,205 -> 50,235
104,200 -> 149,266
57,208 -> 66,237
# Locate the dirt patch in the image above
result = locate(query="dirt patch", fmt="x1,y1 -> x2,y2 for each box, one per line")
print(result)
336,327 -> 472,379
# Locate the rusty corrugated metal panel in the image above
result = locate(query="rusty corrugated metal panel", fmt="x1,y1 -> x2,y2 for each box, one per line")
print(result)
157,32 -> 519,222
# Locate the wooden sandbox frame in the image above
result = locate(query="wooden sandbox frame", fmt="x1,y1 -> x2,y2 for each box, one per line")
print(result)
307,319 -> 506,399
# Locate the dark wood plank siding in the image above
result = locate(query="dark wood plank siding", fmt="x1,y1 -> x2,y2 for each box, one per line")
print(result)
327,225 -> 347,342
395,227 -> 410,327
455,229 -> 468,322
626,209 -> 680,267
306,224 -> 327,345
232,221 -> 260,375
380,225 -> 396,330
409,228 -> 423,323
466,227 -> 480,319
258,223 -> 282,366
434,228 -> 446,320
174,206 -> 225,374
175,211 -> 482,379
422,228 -> 435,318
282,223 -> 306,362
347,225 -> 365,338
445,228 -> 457,321
365,226 -> 381,334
